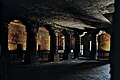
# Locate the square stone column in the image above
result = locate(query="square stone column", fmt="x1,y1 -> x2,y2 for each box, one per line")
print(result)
110,1 -> 120,79
81,33 -> 91,57
0,23 -> 8,80
49,30 -> 57,62
0,24 -> 9,63
25,28 -> 38,64
73,32 -> 80,59
89,30 -> 99,60
89,33 -> 97,60
63,33 -> 71,60
23,19 -> 38,64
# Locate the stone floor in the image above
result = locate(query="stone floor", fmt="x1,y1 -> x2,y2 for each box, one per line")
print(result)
7,59 -> 110,80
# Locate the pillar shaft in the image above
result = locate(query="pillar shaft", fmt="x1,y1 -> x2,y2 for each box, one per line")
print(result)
110,0 -> 120,79
89,33 -> 97,60
27,29 -> 37,55
63,33 -> 71,60
74,32 -> 80,59
0,24 -> 8,80
0,24 -> 9,63
81,33 -> 91,57
49,31 -> 57,62
25,24 -> 38,64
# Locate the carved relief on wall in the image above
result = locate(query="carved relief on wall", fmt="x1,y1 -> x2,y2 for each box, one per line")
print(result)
37,27 -> 50,50
8,20 -> 27,50
99,31 -> 111,51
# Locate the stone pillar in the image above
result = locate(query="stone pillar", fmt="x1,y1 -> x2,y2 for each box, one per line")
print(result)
81,33 -> 91,57
49,30 -> 57,62
110,0 -> 120,79
73,32 -> 80,59
89,30 -> 99,60
63,31 -> 71,60
0,23 -> 8,80
89,33 -> 96,59
0,24 -> 9,63
54,32 -> 59,61
26,28 -> 37,64
24,19 -> 38,64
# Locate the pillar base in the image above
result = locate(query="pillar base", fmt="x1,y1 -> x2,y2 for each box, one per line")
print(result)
48,54 -> 54,62
54,54 -> 59,62
30,56 -> 39,65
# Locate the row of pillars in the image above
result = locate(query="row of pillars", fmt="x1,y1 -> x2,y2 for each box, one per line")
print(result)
0,21 -> 101,65
43,29 -> 100,61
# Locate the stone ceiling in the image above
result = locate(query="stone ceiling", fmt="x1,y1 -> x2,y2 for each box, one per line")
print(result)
0,0 -> 114,30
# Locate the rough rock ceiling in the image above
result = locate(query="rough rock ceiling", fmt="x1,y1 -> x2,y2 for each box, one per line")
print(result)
0,0 -> 114,30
